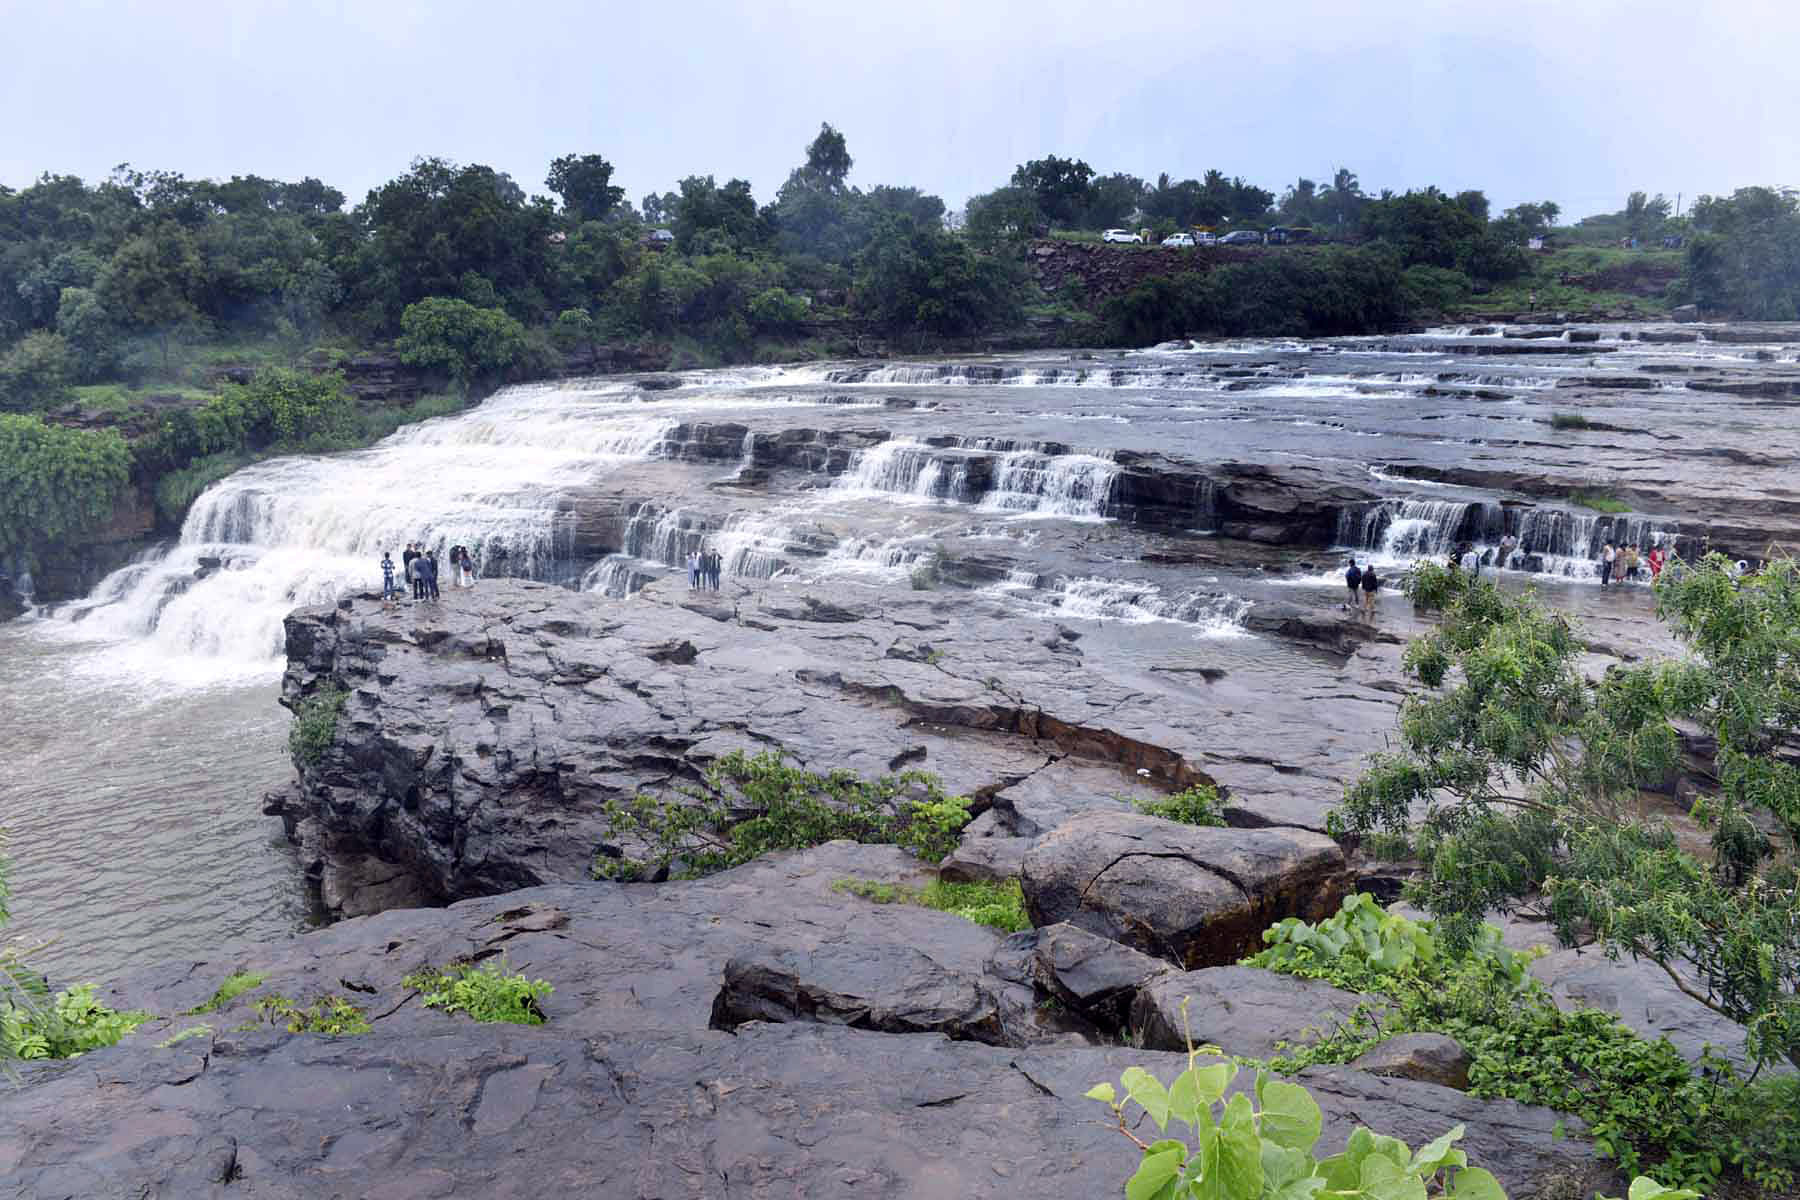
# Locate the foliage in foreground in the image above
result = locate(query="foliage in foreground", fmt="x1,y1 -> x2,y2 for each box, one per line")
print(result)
1133,783 -> 1227,828
403,958 -> 552,1025
831,876 -> 1030,932
2,982 -> 151,1061
1246,893 -> 1800,1191
1087,1020 -> 1514,1200
1340,557 -> 1800,1074
594,750 -> 971,881
287,686 -> 347,768
185,971 -> 267,1015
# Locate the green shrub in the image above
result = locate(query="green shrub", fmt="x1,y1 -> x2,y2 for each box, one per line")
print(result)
1134,784 -> 1226,827
832,876 -> 1030,932
594,750 -> 971,881
397,296 -> 531,381
1088,1028 -> 1523,1200
403,958 -> 552,1025
1569,489 -> 1630,512
153,450 -> 254,527
1246,894 -> 1800,1191
1550,412 -> 1594,430
249,992 -> 371,1035
287,686 -> 347,768
0,982 -> 151,1060
0,414 -> 132,559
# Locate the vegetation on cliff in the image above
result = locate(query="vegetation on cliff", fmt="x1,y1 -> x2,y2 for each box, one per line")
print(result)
0,414 -> 131,561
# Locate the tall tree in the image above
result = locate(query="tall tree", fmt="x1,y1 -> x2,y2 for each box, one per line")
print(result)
545,154 -> 625,222
1010,156 -> 1095,228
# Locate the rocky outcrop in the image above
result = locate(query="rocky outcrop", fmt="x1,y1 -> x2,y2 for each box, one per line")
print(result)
1021,812 -> 1348,968
1032,922 -> 1174,1027
1352,1033 -> 1474,1090
0,840 -> 1611,1198
1132,966 -> 1375,1058
277,578 -> 1263,911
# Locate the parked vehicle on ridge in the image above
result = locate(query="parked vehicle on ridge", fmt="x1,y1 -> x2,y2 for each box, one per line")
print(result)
1101,228 -> 1143,244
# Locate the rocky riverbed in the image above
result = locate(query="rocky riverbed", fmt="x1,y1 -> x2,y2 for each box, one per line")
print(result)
7,324 -> 1797,1196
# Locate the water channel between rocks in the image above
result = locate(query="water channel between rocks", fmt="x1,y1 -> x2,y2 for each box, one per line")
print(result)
4,322 -> 1790,983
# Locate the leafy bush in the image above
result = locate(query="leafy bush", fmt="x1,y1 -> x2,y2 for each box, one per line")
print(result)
594,750 -> 971,881
1,982 -> 151,1060
287,686 -> 347,768
403,958 -> 552,1025
0,331 -> 73,412
249,992 -> 371,1035
153,450 -> 254,527
396,296 -> 531,381
1550,412 -> 1594,430
1134,784 -> 1227,828
1087,1029 -> 1517,1200
1400,264 -> 1474,314
832,876 -> 1030,932
0,414 -> 132,559
1248,894 -> 1800,1190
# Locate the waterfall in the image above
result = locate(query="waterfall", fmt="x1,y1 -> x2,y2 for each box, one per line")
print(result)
832,440 -> 970,502
977,451 -> 1118,520
1339,496 -> 1681,583
48,389 -> 680,669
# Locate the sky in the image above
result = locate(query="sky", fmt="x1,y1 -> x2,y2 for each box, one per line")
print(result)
3,0 -> 1796,222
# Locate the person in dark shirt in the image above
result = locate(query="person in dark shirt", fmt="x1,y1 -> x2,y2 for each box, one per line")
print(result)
421,552 -> 440,601
1359,563 -> 1381,617
1344,559 -> 1362,608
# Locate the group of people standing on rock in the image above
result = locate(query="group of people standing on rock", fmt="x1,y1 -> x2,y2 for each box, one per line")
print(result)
1599,541 -> 1666,588
688,547 -> 724,591
380,543 -> 477,603
1342,559 -> 1383,616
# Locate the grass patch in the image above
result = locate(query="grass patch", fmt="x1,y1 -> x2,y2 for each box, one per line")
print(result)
403,958 -> 552,1025
832,876 -> 1030,932
1569,489 -> 1631,513
1551,412 -> 1595,431
185,970 -> 267,1015
288,686 -> 347,768
593,750 -> 971,881
1132,783 -> 1227,827
248,992 -> 371,1035
155,1024 -> 214,1048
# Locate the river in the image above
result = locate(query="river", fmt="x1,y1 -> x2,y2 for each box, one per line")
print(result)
4,322 -> 1793,984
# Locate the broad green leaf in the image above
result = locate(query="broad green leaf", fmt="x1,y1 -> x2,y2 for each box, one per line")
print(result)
1261,1141 -> 1313,1193
1271,1177 -> 1328,1200
1122,1066 -> 1172,1131
1359,1153 -> 1429,1200
1257,1077 -> 1324,1153
1625,1178 -> 1701,1200
1367,1132 -> 1411,1172
1216,1093 -> 1265,1199
1085,1082 -> 1118,1104
1408,1124 -> 1468,1176
1126,1147 -> 1183,1200
1167,1067 -> 1203,1127
1445,1167 -> 1508,1200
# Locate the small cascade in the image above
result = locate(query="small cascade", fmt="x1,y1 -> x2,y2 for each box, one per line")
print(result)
1340,496 -> 1682,583
832,439 -> 971,502
1337,500 -> 1487,559
580,556 -> 659,598
977,451 -> 1118,520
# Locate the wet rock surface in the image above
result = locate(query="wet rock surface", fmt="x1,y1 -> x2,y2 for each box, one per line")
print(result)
278,577 -> 1386,911
1132,965 -> 1376,1058
1021,811 -> 1348,968
0,841 -> 1610,1199
1351,1032 -> 1475,1090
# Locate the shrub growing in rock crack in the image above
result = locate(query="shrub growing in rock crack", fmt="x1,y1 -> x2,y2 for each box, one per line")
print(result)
287,685 -> 347,768
1133,783 -> 1227,828
594,749 -> 971,881
403,958 -> 552,1025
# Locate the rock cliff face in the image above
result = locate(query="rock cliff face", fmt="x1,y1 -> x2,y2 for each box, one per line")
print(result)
0,842 -> 1613,1199
271,576 -> 1404,915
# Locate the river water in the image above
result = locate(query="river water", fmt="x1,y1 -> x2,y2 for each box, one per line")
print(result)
4,322 -> 1794,983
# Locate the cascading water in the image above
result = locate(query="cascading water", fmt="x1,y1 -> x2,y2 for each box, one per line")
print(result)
978,451 -> 1118,519
1338,496 -> 1680,582
49,388 -> 679,671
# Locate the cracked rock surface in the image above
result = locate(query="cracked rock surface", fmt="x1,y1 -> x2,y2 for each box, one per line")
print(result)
0,842 -> 1611,1199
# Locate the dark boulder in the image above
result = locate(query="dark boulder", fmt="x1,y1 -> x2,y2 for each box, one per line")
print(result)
1021,811 -> 1348,968
1033,922 -> 1173,1026
1132,966 -> 1375,1058
1351,1032 -> 1474,1090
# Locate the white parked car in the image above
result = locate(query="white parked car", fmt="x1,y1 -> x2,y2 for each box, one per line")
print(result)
1194,231 -> 1218,246
1101,228 -> 1143,244
1161,233 -> 1196,248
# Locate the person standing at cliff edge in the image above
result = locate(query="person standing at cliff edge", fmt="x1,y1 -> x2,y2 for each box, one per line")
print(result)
1344,559 -> 1362,609
380,551 -> 397,603
1360,562 -> 1381,617
687,549 -> 701,590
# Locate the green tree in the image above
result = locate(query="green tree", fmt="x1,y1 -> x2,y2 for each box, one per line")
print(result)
853,216 -> 1021,339
963,185 -> 1044,250
97,224 -> 202,369
1010,155 -> 1095,228
0,414 -> 132,559
1335,559 -> 1800,1070
793,122 -> 853,194
670,175 -> 764,254
545,154 -> 625,222
396,296 -> 530,381
1685,187 -> 1800,319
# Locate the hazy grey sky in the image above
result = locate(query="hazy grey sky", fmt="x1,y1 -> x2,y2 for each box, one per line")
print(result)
4,0 -> 1795,220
